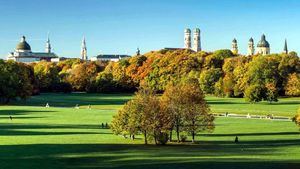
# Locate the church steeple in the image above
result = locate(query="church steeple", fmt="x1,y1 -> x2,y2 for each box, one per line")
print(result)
283,39 -> 288,54
45,34 -> 51,53
136,47 -> 141,56
81,36 -> 87,60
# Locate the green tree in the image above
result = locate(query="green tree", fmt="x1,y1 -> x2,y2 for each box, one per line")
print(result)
244,84 -> 265,103
199,68 -> 222,94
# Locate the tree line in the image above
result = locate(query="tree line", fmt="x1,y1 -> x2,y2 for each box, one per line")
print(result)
101,49 -> 300,102
0,49 -> 299,103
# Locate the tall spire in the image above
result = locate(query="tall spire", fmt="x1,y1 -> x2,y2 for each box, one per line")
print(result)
45,33 -> 51,53
283,39 -> 288,54
81,36 -> 87,60
136,47 -> 140,56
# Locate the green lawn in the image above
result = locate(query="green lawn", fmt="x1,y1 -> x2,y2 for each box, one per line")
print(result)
206,96 -> 300,117
0,93 -> 300,169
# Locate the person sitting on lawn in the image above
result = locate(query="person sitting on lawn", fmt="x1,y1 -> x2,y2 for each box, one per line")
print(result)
235,136 -> 239,143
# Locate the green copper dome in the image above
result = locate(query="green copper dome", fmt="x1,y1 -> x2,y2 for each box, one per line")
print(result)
257,34 -> 270,48
16,36 -> 31,51
185,28 -> 191,33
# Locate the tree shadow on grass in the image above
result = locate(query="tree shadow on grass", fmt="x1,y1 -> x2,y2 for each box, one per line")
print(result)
0,123 -> 110,136
0,142 -> 299,169
9,93 -> 133,107
199,132 -> 300,137
0,109 -> 56,116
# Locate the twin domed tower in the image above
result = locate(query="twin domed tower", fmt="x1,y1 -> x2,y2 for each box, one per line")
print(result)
232,34 -> 288,56
184,28 -> 201,52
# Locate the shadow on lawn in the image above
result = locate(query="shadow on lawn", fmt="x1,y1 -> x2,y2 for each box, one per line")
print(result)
0,109 -> 56,116
199,132 -> 300,137
9,93 -> 133,107
0,123 -> 109,136
0,142 -> 299,169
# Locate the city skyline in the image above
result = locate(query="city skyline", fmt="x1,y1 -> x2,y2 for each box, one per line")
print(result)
0,0 -> 299,59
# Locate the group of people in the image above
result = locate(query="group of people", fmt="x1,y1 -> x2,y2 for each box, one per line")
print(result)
45,103 -> 92,110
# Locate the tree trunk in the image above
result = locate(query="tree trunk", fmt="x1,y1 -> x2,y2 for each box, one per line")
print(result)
144,131 -> 148,145
176,124 -> 180,142
154,131 -> 157,145
169,129 -> 173,142
192,131 -> 195,143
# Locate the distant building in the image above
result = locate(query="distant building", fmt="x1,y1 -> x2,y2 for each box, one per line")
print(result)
184,28 -> 192,50
184,28 -> 201,52
233,34 -> 272,56
193,28 -> 201,52
231,38 -> 238,54
7,36 -> 58,63
256,34 -> 270,55
283,39 -> 288,54
90,54 -> 130,62
81,36 -> 88,61
136,48 -> 141,56
247,38 -> 255,56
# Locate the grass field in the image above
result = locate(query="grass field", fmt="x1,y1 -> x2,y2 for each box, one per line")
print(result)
0,93 -> 300,169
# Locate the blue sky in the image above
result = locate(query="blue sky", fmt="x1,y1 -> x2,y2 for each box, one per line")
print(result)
0,0 -> 299,59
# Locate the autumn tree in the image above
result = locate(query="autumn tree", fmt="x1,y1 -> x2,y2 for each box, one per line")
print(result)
34,61 -> 61,92
111,86 -> 171,145
66,62 -> 99,91
180,79 -> 214,143
292,108 -> 300,129
162,79 -> 215,142
285,73 -> 300,96
0,60 -> 34,103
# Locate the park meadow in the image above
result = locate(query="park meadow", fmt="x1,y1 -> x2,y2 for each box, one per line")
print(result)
1,49 -> 300,169
0,92 -> 299,169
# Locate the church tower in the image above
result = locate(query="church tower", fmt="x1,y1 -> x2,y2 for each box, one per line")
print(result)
231,38 -> 238,54
193,28 -> 201,52
184,28 -> 192,49
247,37 -> 255,56
257,34 -> 270,55
283,39 -> 288,54
81,36 -> 87,60
45,36 -> 51,53
136,48 -> 141,56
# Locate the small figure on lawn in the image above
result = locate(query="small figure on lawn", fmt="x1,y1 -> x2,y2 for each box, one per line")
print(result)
75,104 -> 79,109
101,123 -> 104,128
105,123 -> 108,129
235,136 -> 239,143
88,105 -> 91,110
9,116 -> 12,121
45,103 -> 50,108
247,113 -> 251,118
